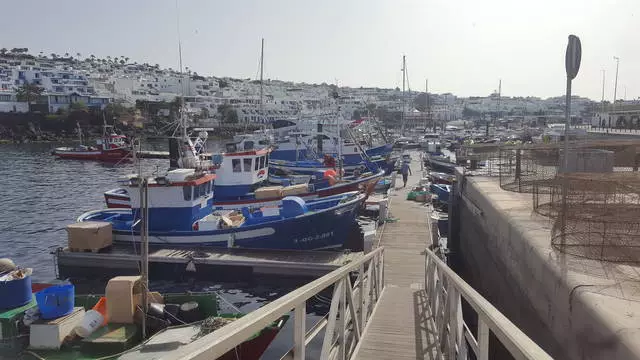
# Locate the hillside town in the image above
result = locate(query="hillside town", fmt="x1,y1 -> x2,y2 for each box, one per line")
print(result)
0,48 -> 638,140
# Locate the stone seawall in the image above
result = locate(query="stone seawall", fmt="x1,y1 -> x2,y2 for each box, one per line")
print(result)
452,172 -> 640,360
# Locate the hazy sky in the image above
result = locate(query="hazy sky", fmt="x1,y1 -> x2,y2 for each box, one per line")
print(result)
2,0 -> 638,99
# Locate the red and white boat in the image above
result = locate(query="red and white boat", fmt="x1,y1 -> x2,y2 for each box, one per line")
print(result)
52,124 -> 132,162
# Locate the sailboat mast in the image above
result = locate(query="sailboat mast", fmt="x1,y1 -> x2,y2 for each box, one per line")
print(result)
139,176 -> 149,339
401,55 -> 406,135
175,0 -> 186,140
259,38 -> 264,123
425,78 -> 429,131
497,79 -> 502,123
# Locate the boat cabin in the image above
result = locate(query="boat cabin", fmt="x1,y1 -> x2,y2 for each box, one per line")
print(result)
96,125 -> 128,150
211,148 -> 270,199
122,169 -> 216,232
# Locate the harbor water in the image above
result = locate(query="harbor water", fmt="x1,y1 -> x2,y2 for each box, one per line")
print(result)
0,141 -> 328,359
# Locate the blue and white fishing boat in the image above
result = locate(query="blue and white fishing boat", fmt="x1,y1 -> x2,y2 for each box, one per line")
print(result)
105,143 -> 384,211
80,168 -> 365,249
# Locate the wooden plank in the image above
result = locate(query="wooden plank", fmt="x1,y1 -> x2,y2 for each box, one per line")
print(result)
354,165 -> 442,359
353,287 -> 440,360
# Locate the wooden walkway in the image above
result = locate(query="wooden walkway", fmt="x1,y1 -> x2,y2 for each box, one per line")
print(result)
354,160 -> 443,360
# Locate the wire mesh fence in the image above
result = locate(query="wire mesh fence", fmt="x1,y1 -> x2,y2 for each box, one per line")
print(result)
498,146 -> 559,193
466,140 -> 640,263
540,173 -> 640,262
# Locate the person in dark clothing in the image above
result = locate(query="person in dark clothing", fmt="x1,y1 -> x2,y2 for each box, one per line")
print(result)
323,154 -> 336,168
400,161 -> 412,187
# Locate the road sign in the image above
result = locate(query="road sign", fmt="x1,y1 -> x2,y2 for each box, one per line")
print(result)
565,35 -> 582,80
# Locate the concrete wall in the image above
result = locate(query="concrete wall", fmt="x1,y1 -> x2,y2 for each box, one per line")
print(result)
559,149 -> 614,173
0,102 -> 28,113
452,171 -> 640,360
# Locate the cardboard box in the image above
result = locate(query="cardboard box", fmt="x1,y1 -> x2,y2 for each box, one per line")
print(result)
281,184 -> 308,196
66,222 -> 112,251
106,276 -> 163,324
255,186 -> 283,199
106,276 -> 141,324
29,307 -> 85,349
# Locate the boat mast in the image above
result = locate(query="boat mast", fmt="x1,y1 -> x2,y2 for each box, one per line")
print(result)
425,78 -> 430,132
176,0 -> 186,141
401,55 -> 406,135
76,122 -> 83,146
139,175 -> 149,339
259,38 -> 264,125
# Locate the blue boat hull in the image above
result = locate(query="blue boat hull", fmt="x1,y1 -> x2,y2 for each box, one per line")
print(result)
82,194 -> 365,250
270,144 -> 392,163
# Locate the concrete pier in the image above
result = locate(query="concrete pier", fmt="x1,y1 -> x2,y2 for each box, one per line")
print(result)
452,171 -> 640,360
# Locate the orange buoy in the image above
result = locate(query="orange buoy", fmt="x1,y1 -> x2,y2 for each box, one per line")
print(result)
323,169 -> 337,178
92,297 -> 108,325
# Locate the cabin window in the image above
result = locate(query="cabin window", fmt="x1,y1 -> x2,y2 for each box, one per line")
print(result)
254,157 -> 259,171
259,156 -> 265,169
266,153 -> 269,164
244,158 -> 252,172
183,186 -> 192,201
198,182 -> 208,197
193,184 -> 200,198
232,159 -> 242,172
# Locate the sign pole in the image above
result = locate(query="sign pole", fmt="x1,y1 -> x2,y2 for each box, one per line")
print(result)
562,34 -> 581,246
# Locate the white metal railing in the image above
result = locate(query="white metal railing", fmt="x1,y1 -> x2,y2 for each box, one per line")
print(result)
166,247 -> 385,360
424,248 -> 553,360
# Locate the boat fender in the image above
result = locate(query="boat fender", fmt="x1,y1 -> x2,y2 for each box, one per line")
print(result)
186,259 -> 196,273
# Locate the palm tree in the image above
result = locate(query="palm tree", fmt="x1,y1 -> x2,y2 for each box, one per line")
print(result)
64,52 -> 69,58
50,53 -> 57,59
124,57 -> 129,64
0,48 -> 7,56
76,52 -> 81,59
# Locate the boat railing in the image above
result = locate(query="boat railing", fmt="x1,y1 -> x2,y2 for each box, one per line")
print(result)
424,247 -> 552,360
164,247 -> 385,360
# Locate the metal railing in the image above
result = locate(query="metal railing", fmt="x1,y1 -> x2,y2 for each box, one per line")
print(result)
166,247 -> 385,360
424,248 -> 553,360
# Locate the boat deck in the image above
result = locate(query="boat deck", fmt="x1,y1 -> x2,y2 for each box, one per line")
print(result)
56,244 -> 363,280
354,164 -> 442,360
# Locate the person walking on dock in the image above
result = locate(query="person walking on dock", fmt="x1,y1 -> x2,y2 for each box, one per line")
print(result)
400,161 -> 412,188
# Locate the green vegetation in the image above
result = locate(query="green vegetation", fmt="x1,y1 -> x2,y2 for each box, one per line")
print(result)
15,82 -> 44,112
69,101 -> 88,112
217,104 -> 238,123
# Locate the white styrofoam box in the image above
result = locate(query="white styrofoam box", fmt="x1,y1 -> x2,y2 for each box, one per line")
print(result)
29,307 -> 85,349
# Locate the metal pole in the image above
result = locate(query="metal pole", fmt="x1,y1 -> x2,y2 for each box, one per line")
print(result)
561,78 -> 571,246
612,56 -> 619,128
601,70 -> 605,122
259,38 -> 264,123
564,79 -> 571,171
139,177 -> 149,339
425,78 -> 428,130
401,55 -> 406,135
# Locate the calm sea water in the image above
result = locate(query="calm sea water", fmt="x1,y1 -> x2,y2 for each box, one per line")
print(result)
0,141 -> 327,359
